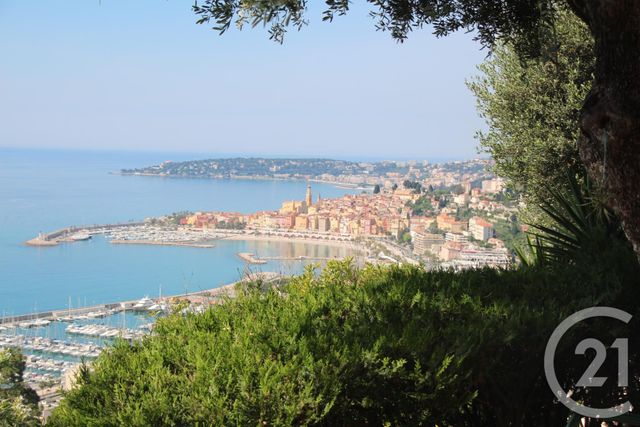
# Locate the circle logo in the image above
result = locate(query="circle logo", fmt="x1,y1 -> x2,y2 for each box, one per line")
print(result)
544,306 -> 632,418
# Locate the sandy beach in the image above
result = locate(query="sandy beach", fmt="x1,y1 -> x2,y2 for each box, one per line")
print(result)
110,239 -> 215,248
221,234 -> 365,252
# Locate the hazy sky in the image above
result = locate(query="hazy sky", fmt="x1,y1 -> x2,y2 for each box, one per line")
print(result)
0,1 -> 488,160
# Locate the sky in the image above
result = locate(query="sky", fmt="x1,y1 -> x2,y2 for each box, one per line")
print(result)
0,1 -> 488,161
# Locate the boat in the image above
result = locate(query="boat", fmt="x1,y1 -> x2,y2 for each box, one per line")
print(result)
147,302 -> 168,312
132,296 -> 153,310
70,233 -> 91,241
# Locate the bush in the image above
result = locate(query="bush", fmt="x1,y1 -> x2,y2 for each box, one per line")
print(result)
48,252 -> 640,426
0,348 -> 40,427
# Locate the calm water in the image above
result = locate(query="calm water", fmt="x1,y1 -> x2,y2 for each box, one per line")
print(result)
0,148 -> 358,315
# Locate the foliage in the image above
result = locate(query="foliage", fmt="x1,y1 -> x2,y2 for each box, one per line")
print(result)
192,0 -> 558,58
518,173 -> 632,269
49,250 -> 640,426
0,398 -> 40,427
373,184 -> 380,194
164,211 -> 193,226
408,195 -> 433,216
215,219 -> 246,230
399,229 -> 412,244
493,216 -> 527,253
402,180 -> 422,194
0,348 -> 40,427
123,158 -> 430,181
468,10 -> 594,222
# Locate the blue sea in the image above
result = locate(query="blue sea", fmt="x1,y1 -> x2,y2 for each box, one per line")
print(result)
0,148 -> 359,316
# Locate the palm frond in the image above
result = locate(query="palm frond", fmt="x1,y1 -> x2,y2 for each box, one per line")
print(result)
519,172 -> 624,266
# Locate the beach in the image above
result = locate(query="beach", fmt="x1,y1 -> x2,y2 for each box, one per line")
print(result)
221,233 -> 365,252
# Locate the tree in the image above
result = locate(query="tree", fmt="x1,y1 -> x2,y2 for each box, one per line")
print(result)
373,184 -> 381,194
192,0 -> 640,258
409,195 -> 433,216
403,180 -> 422,193
0,348 -> 40,427
391,183 -> 398,191
467,10 -> 594,222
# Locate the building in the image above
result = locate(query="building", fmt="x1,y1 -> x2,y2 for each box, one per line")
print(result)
412,232 -> 445,256
481,178 -> 505,194
469,216 -> 494,241
445,232 -> 468,243
453,193 -> 469,205
436,214 -> 468,233
279,200 -> 304,215
457,247 -> 511,268
294,215 -> 309,231
317,216 -> 330,232
439,241 -> 464,261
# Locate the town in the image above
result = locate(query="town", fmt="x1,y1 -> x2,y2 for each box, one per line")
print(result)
168,158 -> 522,270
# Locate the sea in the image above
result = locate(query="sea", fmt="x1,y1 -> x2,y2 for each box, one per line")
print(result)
0,148 -> 360,317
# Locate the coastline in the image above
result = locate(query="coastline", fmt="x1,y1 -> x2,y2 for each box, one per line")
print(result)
221,233 -> 364,252
110,239 -> 215,248
24,223 -> 366,254
117,172 -> 372,190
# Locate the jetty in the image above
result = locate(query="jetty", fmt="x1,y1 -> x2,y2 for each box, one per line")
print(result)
237,252 -> 267,264
237,252 -> 340,263
261,255 -> 338,261
25,222 -> 144,247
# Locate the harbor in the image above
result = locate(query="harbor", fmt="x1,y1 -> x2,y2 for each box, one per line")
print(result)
24,222 -> 145,247
0,271 -> 281,413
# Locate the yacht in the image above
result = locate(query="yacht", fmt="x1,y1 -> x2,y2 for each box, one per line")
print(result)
147,302 -> 168,312
71,233 -> 91,241
132,296 -> 153,310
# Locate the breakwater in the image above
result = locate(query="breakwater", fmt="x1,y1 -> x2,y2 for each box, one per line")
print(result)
25,222 -> 144,246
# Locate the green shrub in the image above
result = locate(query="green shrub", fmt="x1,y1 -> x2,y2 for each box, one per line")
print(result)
47,253 -> 640,426
0,348 -> 40,427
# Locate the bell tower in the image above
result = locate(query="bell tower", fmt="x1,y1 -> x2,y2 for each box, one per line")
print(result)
305,183 -> 313,207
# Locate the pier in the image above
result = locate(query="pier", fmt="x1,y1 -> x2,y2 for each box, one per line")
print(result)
237,252 -> 267,264
237,252 -> 341,264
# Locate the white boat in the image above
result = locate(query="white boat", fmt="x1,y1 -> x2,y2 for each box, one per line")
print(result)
132,296 -> 153,310
147,303 -> 168,312
32,319 -> 50,327
70,233 -> 92,241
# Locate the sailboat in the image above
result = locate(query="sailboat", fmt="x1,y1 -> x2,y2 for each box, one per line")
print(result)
57,297 -> 75,322
147,285 -> 168,312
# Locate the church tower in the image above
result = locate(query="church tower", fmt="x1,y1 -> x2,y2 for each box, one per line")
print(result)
305,183 -> 313,207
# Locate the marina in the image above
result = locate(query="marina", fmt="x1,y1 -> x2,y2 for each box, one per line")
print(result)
0,335 -> 102,358
0,272 -> 280,395
65,323 -> 146,340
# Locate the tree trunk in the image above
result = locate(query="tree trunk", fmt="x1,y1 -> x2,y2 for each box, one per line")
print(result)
570,0 -> 640,259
